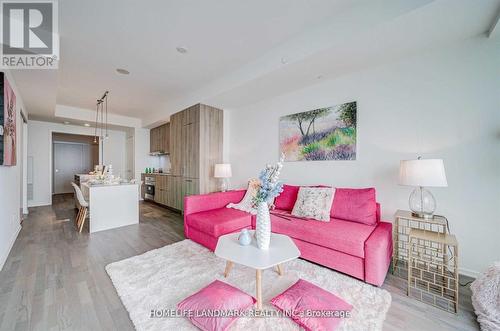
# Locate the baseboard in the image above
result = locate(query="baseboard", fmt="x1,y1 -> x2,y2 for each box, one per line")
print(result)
459,267 -> 479,279
27,201 -> 51,208
0,224 -> 21,272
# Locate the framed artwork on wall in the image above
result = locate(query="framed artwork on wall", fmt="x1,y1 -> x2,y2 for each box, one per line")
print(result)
0,72 -> 17,166
279,101 -> 357,162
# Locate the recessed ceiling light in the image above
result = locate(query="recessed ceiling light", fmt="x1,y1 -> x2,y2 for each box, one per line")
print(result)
116,68 -> 130,75
281,57 -> 288,64
63,121 -> 71,125
176,46 -> 188,54
83,123 -> 91,127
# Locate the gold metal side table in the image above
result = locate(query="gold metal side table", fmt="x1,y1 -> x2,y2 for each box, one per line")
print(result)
407,228 -> 458,313
392,210 -> 448,278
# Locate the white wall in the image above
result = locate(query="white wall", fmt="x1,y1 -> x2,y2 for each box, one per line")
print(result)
0,71 -> 27,271
27,120 -> 127,207
133,127 -> 157,183
228,37 -> 500,276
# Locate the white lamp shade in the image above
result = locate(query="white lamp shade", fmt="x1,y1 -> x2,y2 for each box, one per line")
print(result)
399,159 -> 448,187
214,164 -> 232,178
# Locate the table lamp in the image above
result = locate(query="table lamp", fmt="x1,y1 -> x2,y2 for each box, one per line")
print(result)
214,163 -> 232,192
399,157 -> 447,219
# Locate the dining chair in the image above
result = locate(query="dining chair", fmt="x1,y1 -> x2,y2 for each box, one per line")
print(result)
71,182 -> 89,233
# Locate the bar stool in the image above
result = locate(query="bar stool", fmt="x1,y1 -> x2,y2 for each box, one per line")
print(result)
71,182 -> 89,233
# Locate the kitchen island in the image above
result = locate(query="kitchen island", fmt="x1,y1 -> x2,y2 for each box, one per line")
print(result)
81,182 -> 139,233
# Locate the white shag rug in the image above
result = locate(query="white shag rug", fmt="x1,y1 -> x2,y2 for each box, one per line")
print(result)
471,262 -> 500,331
106,240 -> 391,331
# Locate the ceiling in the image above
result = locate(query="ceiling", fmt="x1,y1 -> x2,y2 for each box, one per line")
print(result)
11,0 -> 500,127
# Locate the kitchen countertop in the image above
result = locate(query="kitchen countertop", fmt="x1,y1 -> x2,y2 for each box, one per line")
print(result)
83,182 -> 138,188
142,173 -> 172,176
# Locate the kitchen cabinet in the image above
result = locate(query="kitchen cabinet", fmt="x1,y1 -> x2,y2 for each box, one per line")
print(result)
154,175 -> 168,204
181,177 -> 199,210
145,104 -> 222,212
170,112 -> 183,176
169,103 -> 222,193
150,123 -> 170,154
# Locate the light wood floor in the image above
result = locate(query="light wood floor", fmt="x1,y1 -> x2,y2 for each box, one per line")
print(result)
0,194 -> 479,331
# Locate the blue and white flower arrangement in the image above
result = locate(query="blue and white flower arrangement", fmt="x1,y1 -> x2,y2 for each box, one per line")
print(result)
253,153 -> 285,207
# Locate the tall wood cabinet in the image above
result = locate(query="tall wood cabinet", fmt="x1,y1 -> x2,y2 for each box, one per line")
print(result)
169,103 -> 223,210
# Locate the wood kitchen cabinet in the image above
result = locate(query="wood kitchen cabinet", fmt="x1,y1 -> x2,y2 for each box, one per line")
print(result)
181,177 -> 199,210
146,104 -> 222,212
154,175 -> 168,204
170,112 -> 183,175
169,104 -> 222,193
150,123 -> 170,154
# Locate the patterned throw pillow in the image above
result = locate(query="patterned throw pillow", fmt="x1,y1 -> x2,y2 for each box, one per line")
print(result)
291,187 -> 335,222
227,179 -> 260,214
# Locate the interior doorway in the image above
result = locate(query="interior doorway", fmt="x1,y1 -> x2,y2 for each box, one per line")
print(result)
52,133 -> 99,194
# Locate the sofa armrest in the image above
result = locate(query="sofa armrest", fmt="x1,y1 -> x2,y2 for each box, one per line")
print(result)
376,203 -> 381,222
184,190 -> 246,216
364,221 -> 392,286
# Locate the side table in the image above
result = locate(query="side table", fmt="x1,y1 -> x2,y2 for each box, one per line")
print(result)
392,210 -> 448,278
407,228 -> 459,313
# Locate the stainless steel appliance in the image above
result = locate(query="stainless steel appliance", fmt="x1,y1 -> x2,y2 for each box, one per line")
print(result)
144,176 -> 155,200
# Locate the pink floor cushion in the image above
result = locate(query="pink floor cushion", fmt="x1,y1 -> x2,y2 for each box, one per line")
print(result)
270,279 -> 353,331
177,280 -> 256,331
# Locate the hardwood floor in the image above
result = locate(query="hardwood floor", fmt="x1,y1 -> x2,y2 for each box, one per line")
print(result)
0,194 -> 479,331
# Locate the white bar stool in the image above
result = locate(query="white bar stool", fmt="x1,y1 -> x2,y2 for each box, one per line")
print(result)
71,182 -> 89,233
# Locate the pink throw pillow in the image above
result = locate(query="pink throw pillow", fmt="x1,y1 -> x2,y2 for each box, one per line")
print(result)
331,188 -> 377,225
177,280 -> 256,331
270,279 -> 352,331
274,184 -> 300,211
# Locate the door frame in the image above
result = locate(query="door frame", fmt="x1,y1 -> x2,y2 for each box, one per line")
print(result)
52,141 -> 91,194
48,130 -> 102,205
20,111 -> 28,217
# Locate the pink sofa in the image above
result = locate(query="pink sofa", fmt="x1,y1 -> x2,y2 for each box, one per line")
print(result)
184,186 -> 392,287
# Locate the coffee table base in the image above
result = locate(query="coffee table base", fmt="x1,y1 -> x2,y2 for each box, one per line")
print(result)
223,260 -> 283,310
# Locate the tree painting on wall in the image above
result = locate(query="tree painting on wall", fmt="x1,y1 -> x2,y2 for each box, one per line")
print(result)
279,101 -> 356,161
0,72 -> 17,166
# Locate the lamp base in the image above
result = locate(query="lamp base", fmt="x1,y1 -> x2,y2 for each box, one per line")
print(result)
411,211 -> 434,220
219,178 -> 229,192
408,186 -> 437,219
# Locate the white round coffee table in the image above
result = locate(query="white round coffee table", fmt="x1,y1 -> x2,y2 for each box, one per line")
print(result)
214,230 -> 300,310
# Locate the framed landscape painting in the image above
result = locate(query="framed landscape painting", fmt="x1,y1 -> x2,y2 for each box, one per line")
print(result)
279,101 -> 356,161
0,72 -> 17,166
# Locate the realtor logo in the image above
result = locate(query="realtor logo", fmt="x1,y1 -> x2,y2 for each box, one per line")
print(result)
1,0 -> 58,69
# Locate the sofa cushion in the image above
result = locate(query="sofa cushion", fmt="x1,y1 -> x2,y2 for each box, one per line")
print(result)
186,208 -> 252,237
274,184 -> 300,211
226,178 -> 260,214
331,188 -> 377,225
270,210 -> 376,258
291,187 -> 335,222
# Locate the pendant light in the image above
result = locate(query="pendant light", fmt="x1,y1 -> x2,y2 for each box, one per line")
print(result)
94,91 -> 110,162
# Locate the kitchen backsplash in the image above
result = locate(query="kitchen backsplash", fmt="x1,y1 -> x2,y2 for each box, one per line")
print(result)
149,154 -> 171,173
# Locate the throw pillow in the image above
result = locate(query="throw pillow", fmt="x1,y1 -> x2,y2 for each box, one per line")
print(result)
227,179 -> 260,214
274,184 -> 300,211
270,279 -> 352,331
291,187 -> 335,222
331,188 -> 377,225
177,280 -> 256,331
